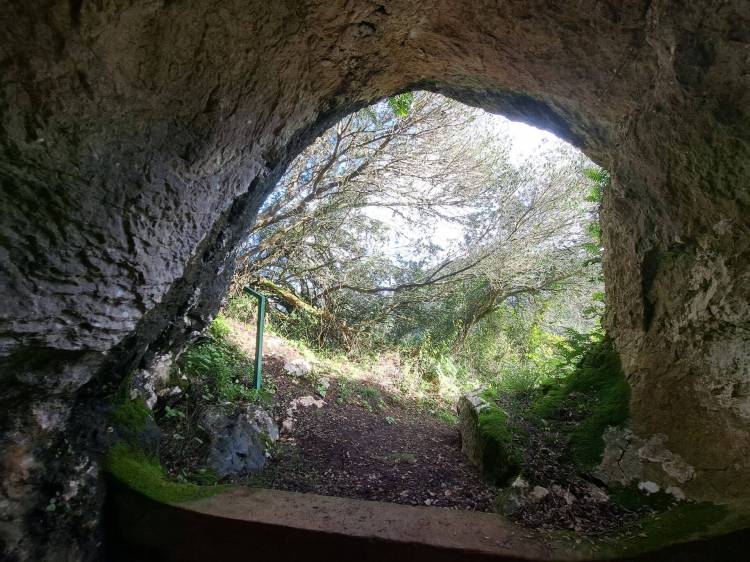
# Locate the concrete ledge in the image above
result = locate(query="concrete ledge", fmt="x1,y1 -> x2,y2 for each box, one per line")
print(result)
105,482 -> 750,562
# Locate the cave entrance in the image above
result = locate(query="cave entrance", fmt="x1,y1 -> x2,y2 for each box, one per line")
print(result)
2,2 -> 749,560
149,91 -> 630,548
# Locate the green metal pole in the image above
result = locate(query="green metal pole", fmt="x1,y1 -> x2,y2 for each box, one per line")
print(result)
243,287 -> 267,390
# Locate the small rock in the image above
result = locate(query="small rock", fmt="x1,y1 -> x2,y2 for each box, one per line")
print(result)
551,485 -> 576,505
289,396 -> 325,410
283,358 -> 312,378
282,418 -> 295,433
158,385 -> 182,398
511,476 -> 529,489
585,482 -> 610,504
202,403 -> 279,476
529,486 -> 549,502
638,480 -> 660,494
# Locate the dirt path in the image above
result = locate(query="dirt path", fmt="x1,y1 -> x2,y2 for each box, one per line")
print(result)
225,320 -> 498,512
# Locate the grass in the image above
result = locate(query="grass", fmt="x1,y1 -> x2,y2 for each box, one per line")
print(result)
531,337 -> 629,469
106,443 -> 227,504
435,410 -> 458,425
478,406 -> 522,485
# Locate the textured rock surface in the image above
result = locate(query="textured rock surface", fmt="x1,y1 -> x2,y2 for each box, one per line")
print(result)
0,0 -> 749,558
457,390 -> 489,468
457,390 -> 519,485
202,404 -> 279,477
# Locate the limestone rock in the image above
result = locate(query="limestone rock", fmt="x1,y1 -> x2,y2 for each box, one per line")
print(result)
457,389 -> 490,467
283,358 -> 312,378
596,426 -> 697,492
529,486 -> 550,502
130,353 -> 175,410
202,404 -> 279,477
638,481 -> 661,494
1,0 -> 749,557
281,395 -> 326,434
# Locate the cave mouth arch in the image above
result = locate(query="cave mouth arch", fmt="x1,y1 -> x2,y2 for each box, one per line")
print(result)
1,1 -> 748,559
173,93 -> 606,522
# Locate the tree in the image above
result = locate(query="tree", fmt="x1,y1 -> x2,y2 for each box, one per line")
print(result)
232,92 -> 602,350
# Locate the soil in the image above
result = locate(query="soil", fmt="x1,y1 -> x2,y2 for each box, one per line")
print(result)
157,320 -> 647,535
247,355 -> 498,511
495,392 -> 642,535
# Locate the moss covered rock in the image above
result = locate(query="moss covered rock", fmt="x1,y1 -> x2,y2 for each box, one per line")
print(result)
458,391 -> 520,486
532,337 -> 629,470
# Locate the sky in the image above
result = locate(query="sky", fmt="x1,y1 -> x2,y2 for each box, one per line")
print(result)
501,118 -> 562,164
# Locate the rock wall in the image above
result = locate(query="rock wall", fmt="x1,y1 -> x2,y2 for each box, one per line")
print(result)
0,0 -> 748,558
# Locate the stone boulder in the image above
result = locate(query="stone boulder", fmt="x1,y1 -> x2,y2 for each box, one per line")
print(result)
201,404 -> 279,477
457,389 -> 490,467
282,358 -> 312,378
457,390 -> 520,485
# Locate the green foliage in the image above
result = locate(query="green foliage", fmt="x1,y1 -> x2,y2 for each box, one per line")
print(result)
387,92 -> 415,117
583,166 -> 609,204
111,399 -> 150,434
163,405 -> 185,420
179,316 -> 257,402
356,385 -> 382,401
336,379 -> 353,404
268,308 -> 324,351
494,364 -> 546,395
435,410 -> 458,425
106,443 -> 226,504
478,406 -> 522,485
223,293 -> 258,323
208,314 -> 232,339
532,336 -> 629,468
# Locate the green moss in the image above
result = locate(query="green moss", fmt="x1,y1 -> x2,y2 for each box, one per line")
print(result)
110,399 -> 150,434
208,314 -> 232,339
601,502 -> 730,556
609,483 -> 677,512
531,338 -> 629,469
478,406 -> 521,485
105,443 -> 227,504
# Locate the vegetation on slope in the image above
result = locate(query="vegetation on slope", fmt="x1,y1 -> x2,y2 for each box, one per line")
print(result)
177,315 -> 262,402
531,335 -> 629,469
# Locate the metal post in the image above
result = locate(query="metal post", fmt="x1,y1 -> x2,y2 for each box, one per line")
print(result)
243,287 -> 267,390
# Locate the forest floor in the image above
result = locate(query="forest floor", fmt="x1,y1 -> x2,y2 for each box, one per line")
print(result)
226,320 -> 498,511
151,317 -> 750,558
